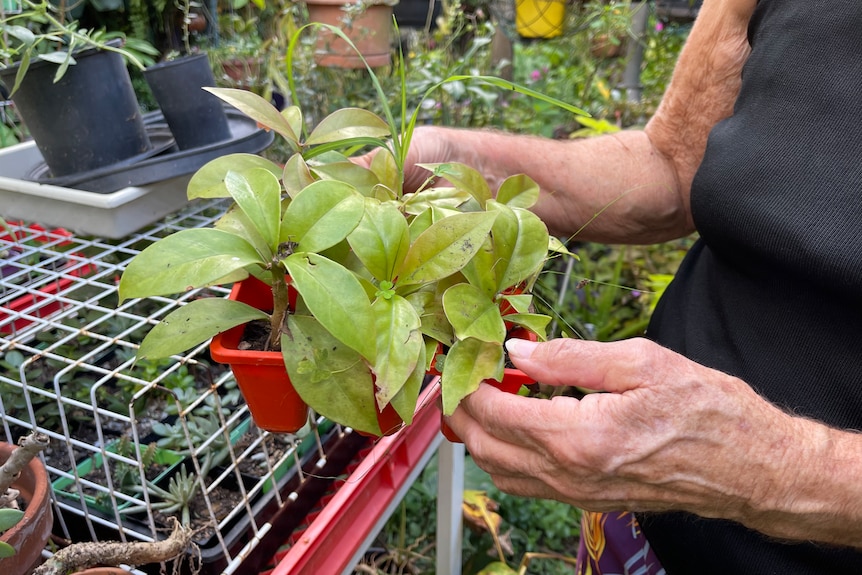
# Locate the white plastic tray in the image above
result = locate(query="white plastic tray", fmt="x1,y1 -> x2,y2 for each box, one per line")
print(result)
0,141 -> 192,239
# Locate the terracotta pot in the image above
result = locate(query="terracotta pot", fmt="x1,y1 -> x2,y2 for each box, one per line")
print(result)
304,0 -> 394,68
590,34 -> 625,59
0,442 -> 54,575
210,276 -> 309,434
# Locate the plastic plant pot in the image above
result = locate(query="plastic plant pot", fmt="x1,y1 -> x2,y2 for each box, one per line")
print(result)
210,276 -> 309,434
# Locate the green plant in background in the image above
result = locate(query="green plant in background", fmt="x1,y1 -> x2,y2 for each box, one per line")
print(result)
0,0 -> 158,93
365,454 -> 580,575
151,414 -> 233,474
0,508 -> 23,557
125,464 -> 199,526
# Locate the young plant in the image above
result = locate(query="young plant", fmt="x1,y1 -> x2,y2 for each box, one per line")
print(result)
118,23 -> 585,435
0,0 -> 158,94
0,508 -> 24,557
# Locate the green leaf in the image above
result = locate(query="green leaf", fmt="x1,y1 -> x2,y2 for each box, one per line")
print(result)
224,169 -> 282,251
418,162 -> 491,207
488,202 -> 550,291
306,108 -> 391,146
402,187 -> 472,215
137,299 -> 268,360
406,288 -> 454,345
407,208 -> 434,242
0,541 -> 15,558
477,561 -> 518,575
500,294 -> 532,314
440,338 -> 503,415
496,174 -> 540,208
6,25 -> 35,45
283,253 -> 376,361
214,203 -> 274,261
347,200 -> 409,281
188,154 -> 282,199
443,75 -> 590,117
282,153 -> 315,198
282,105 -> 303,142
548,235 -> 578,258
310,160 -> 381,197
369,148 -> 401,197
397,211 -> 498,285
0,508 -> 24,531
283,315 -> 380,435
503,313 -> 551,341
204,87 -> 300,145
388,341 -> 425,425
40,50 -> 73,65
371,295 -> 423,408
442,283 -> 506,343
118,229 -> 264,301
281,180 -> 365,253
459,235 -> 497,297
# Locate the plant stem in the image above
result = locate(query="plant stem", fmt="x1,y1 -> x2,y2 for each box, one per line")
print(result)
32,517 -> 193,575
270,266 -> 288,351
0,432 -> 48,505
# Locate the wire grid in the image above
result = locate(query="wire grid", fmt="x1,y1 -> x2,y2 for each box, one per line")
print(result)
0,198 -> 357,574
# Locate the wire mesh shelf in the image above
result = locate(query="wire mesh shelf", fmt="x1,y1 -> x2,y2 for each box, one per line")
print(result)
0,198 -> 438,574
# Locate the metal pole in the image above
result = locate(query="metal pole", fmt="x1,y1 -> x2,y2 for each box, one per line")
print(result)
622,1 -> 650,103
436,438 -> 465,575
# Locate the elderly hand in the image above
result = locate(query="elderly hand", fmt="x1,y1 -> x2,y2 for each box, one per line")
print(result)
442,337 -> 856,543
352,125 -> 462,193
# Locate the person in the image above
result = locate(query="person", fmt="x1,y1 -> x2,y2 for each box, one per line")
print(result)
359,0 -> 862,572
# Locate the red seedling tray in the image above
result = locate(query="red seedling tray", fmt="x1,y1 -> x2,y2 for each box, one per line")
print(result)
264,384 -> 442,575
1,223 -> 97,334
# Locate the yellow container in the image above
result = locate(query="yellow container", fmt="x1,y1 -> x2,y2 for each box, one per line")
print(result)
515,0 -> 566,39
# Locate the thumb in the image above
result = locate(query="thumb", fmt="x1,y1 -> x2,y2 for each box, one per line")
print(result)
505,337 -> 654,393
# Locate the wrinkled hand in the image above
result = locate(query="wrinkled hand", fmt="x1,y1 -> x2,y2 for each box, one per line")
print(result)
444,337 -> 806,526
351,125 -> 457,193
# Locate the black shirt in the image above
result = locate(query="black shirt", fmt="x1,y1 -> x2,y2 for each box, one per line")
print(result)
640,0 -> 862,572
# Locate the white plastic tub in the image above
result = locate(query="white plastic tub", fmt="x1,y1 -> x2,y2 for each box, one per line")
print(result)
0,141 -> 192,239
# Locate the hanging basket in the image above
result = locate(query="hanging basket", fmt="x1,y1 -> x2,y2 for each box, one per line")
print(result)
515,0 -> 566,39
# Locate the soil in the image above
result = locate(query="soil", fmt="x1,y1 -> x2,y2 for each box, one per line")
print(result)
152,484 -> 245,545
236,319 -> 274,352
231,422 -> 298,477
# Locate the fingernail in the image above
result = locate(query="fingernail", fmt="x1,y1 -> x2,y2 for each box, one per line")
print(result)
505,338 -> 538,359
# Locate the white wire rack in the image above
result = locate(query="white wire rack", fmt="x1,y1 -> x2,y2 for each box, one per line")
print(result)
0,198 -> 370,574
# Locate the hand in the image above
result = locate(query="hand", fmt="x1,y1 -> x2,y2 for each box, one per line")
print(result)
444,337 -> 807,528
352,125 -> 457,193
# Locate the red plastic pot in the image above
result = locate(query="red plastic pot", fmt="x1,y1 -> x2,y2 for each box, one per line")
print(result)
210,276 -> 309,434
0,442 -> 54,575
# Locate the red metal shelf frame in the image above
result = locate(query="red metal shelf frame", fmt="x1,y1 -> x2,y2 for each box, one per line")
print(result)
266,384 -> 443,575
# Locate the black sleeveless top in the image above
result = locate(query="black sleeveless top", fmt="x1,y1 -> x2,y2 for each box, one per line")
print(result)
640,1 -> 862,573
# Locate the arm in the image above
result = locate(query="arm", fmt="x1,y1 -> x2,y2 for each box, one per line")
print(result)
446,338 -> 862,548
406,0 -> 754,243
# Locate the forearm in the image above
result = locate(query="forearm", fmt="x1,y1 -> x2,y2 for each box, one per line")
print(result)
739,414 -> 862,547
418,1 -> 753,244
424,126 -> 689,244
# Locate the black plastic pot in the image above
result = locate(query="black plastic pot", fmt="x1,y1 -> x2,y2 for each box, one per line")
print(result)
655,0 -> 702,21
394,0 -> 441,29
143,53 -> 232,150
0,43 -> 152,178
